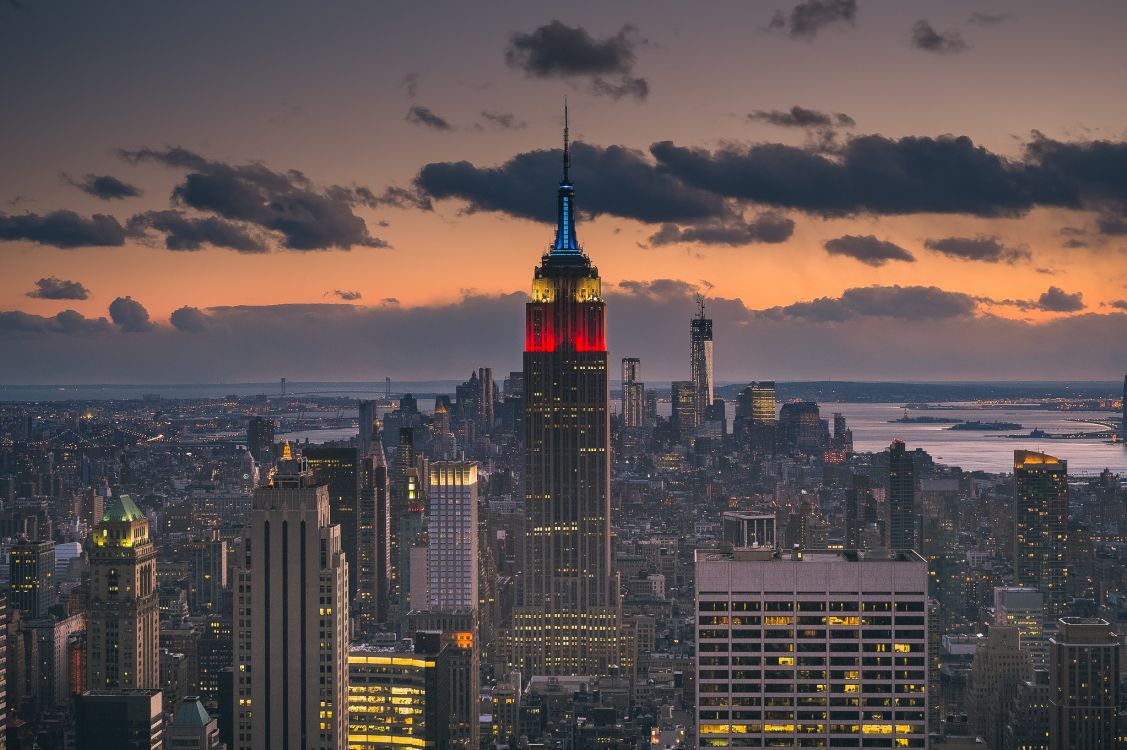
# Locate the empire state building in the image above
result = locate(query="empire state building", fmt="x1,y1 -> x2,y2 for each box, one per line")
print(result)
513,113 -> 619,676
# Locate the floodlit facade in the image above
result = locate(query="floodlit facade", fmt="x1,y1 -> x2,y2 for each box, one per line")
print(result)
513,112 -> 619,676
695,547 -> 929,748
1014,451 -> 1069,620
347,638 -> 448,749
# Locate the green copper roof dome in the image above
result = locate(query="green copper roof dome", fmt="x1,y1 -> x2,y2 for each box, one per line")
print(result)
101,493 -> 144,523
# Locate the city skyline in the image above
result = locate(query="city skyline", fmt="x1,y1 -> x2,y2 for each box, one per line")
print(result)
3,1 -> 1127,382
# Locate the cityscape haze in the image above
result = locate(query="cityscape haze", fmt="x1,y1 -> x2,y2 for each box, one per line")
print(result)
1,2 -> 1127,749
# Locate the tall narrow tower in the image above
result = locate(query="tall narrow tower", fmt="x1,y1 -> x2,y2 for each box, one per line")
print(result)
234,445 -> 349,750
514,111 -> 618,676
1014,450 -> 1069,620
87,494 -> 160,689
690,294 -> 714,427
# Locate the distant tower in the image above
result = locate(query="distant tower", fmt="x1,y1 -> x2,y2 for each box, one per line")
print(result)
280,377 -> 286,396
887,440 -> 917,551
690,294 -> 714,427
1049,617 -> 1120,750
234,445 -> 348,750
1121,374 -> 1126,437
621,358 -> 644,429
670,380 -> 697,437
358,399 -> 379,456
514,109 -> 619,676
246,416 -> 275,463
1014,450 -> 1069,620
87,494 -> 160,689
426,461 -> 479,611
9,537 -> 55,619
358,433 -> 391,632
477,367 -> 495,434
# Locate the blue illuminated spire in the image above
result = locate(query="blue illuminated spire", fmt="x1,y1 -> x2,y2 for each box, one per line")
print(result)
552,100 -> 580,254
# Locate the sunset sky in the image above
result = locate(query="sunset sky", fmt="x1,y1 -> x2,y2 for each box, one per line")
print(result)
2,0 -> 1126,383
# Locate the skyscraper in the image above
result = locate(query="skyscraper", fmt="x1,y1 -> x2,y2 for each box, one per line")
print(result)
478,366 -> 495,434
357,443 -> 391,633
1048,617 -> 1120,750
995,586 -> 1047,667
690,295 -> 714,426
304,446 -> 361,594
1014,450 -> 1069,620
696,547 -> 929,748
670,380 -> 697,437
1121,374 -> 1126,437
358,399 -> 379,457
390,427 -> 416,607
9,537 -> 54,619
426,461 -> 478,612
234,445 -> 349,750
888,439 -> 917,551
246,416 -> 274,463
514,113 -> 618,676
845,474 -> 871,550
621,357 -> 644,429
88,494 -> 160,690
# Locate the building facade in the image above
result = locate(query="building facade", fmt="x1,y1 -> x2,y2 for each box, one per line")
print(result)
426,460 -> 478,611
87,494 -> 160,690
690,298 -> 714,427
233,447 -> 349,750
1048,617 -> 1120,750
513,119 -> 619,676
888,440 -> 917,551
621,357 -> 644,430
695,547 -> 929,748
1014,451 -> 1069,620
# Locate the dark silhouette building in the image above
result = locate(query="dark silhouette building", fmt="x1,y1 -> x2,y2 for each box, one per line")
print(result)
245,416 -> 274,463
888,439 -> 917,551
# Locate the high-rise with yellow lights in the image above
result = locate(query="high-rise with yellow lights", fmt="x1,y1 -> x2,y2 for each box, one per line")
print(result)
1013,450 -> 1069,621
86,494 -> 159,690
234,444 -> 349,750
512,112 -> 619,676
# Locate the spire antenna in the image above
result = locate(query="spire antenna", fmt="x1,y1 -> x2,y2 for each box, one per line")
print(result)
562,97 -> 570,182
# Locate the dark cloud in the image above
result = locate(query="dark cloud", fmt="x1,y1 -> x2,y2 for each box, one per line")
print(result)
336,185 -> 433,212
400,72 -> 419,98
416,141 -> 726,225
0,289 -> 1123,382
108,296 -> 153,332
1035,286 -> 1084,312
923,235 -> 1029,263
332,290 -> 362,301
966,12 -> 1010,26
505,21 -> 648,100
1109,300 -> 1127,311
480,111 -> 527,130
406,105 -> 453,131
26,276 -> 90,300
127,210 -> 266,253
63,173 -> 142,200
911,20 -> 970,53
648,213 -> 794,246
768,0 -> 857,40
0,210 -> 126,248
119,147 -> 385,250
1097,213 -> 1127,236
169,306 -> 212,333
761,285 -> 978,322
748,106 -> 855,129
824,235 -> 915,266
0,309 -> 111,335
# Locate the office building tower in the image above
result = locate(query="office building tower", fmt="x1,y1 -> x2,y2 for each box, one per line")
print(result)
407,610 -> 479,749
514,115 -> 618,677
9,538 -> 54,619
88,494 -> 159,690
390,427 -> 416,605
358,399 -> 380,457
1122,374 -> 1126,437
671,380 -> 697,437
967,625 -> 1031,748
1014,451 -> 1069,620
1004,666 -> 1051,750
304,446 -> 362,597
845,474 -> 871,550
426,461 -> 478,611
1048,617 -> 1119,750
736,381 -> 777,453
690,295 -> 714,426
888,440 -> 917,551
621,357 -> 644,429
246,416 -> 274,463
27,612 -> 84,708
233,446 -> 349,750
995,587 -> 1047,667
165,696 -> 222,750
695,547 -> 929,748
74,689 -> 164,750
188,530 -> 227,614
779,401 -> 821,453
478,367 -> 495,433
357,444 -> 391,634
720,511 -> 776,548
347,634 -> 450,749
